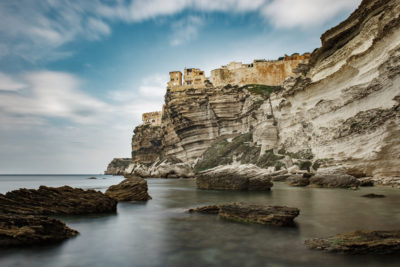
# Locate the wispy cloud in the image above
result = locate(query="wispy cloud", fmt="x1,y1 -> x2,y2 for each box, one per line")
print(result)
170,16 -> 203,46
0,0 -> 361,63
262,0 -> 360,29
0,71 -> 107,124
0,72 -> 26,91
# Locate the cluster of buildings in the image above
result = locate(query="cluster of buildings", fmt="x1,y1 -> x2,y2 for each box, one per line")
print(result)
141,53 -> 310,126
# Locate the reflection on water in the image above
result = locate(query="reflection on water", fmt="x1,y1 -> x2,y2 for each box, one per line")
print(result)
0,177 -> 400,266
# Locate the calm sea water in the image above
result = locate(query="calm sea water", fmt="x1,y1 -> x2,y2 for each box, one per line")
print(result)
0,175 -> 400,267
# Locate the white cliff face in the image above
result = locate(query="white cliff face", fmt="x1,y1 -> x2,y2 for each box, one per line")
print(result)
110,0 -> 400,182
272,0 -> 400,177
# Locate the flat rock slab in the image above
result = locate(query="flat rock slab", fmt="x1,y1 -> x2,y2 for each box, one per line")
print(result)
188,203 -> 299,226
106,177 -> 152,201
196,165 -> 273,191
0,214 -> 78,247
310,174 -> 360,188
305,230 -> 400,254
0,186 -> 117,215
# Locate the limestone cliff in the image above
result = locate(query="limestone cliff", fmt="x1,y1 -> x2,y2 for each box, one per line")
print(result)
107,0 -> 400,183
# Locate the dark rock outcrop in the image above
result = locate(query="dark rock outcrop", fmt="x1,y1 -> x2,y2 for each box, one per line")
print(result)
105,176 -> 152,201
309,174 -> 360,188
0,214 -> 78,247
188,203 -> 299,227
305,230 -> 400,254
0,186 -> 117,247
0,186 -> 117,215
196,165 -> 273,191
105,158 -> 132,175
286,174 -> 310,187
362,193 -> 386,198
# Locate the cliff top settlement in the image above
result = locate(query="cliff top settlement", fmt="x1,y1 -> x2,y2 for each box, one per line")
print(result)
142,53 -> 310,125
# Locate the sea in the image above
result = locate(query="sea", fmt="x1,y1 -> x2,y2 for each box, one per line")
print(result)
0,175 -> 399,267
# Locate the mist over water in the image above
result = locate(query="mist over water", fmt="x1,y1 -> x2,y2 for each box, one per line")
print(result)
0,176 -> 399,266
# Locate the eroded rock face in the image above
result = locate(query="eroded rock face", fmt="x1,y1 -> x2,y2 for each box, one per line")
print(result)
188,203 -> 299,227
0,186 -> 117,215
105,176 -> 152,201
196,164 -> 273,191
0,215 -> 78,247
309,174 -> 360,188
305,230 -> 400,254
105,158 -> 132,175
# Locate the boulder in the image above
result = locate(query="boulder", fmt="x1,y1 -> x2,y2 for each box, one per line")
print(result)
196,164 -> 273,191
271,174 -> 291,182
286,174 -> 310,187
305,230 -> 400,254
106,177 -> 152,201
0,214 -> 78,247
309,174 -> 360,188
0,186 -> 117,215
187,203 -> 299,227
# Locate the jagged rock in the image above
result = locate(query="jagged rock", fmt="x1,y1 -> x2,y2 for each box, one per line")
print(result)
362,193 -> 385,198
0,214 -> 78,247
305,230 -> 400,254
271,174 -> 291,182
196,164 -> 273,191
105,158 -> 132,175
187,203 -> 299,227
286,174 -> 310,187
287,165 -> 300,174
105,177 -> 151,201
309,174 -> 360,188
0,186 -> 117,215
124,158 -> 194,178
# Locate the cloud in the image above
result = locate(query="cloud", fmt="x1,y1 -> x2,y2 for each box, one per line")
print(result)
0,71 -> 108,124
170,16 -> 203,46
0,0 -> 361,62
0,72 -> 27,91
262,0 -> 361,29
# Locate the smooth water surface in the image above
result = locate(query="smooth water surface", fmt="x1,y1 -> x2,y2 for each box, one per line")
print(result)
0,176 -> 400,267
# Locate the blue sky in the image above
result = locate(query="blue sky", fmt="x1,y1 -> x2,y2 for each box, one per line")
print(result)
0,0 -> 361,174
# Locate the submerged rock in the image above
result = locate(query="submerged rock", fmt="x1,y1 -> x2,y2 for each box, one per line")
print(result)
362,193 -> 385,198
305,230 -> 400,254
309,174 -> 360,189
188,203 -> 299,227
0,186 -> 117,215
105,176 -> 152,201
196,164 -> 273,191
0,214 -> 78,247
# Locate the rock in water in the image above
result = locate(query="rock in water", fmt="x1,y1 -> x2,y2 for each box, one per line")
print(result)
362,193 -> 385,198
0,214 -> 78,247
305,230 -> 400,254
309,174 -> 360,189
187,203 -> 299,226
106,176 -> 151,201
0,186 -> 117,215
286,174 -> 310,187
196,165 -> 273,191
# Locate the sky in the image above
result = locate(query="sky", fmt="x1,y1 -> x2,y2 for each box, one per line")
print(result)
0,0 -> 362,174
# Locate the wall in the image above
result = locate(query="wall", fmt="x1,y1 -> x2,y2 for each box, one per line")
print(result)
210,56 -> 309,87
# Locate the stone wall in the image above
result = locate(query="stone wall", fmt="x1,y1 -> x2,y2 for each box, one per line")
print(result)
142,111 -> 162,126
210,55 -> 310,87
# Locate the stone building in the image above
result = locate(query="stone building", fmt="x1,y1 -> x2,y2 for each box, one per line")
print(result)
210,53 -> 310,87
184,68 -> 206,86
142,111 -> 162,126
168,71 -> 182,87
